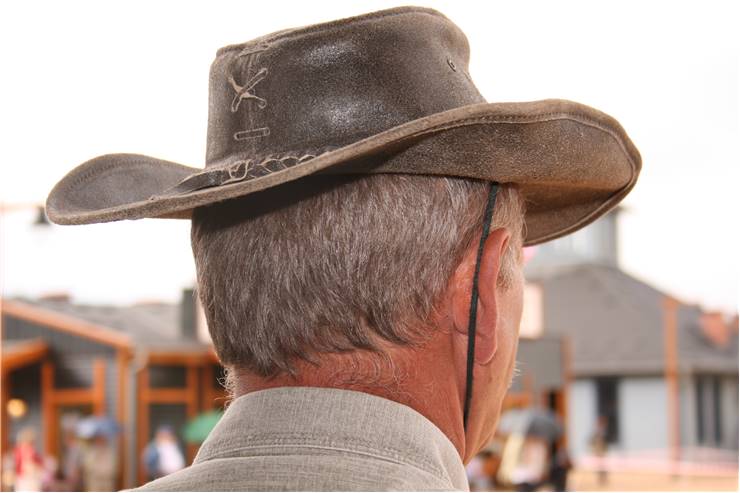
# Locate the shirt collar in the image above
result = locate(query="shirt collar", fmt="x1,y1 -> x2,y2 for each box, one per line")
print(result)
195,386 -> 468,490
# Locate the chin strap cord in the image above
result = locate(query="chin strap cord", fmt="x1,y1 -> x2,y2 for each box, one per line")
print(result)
462,182 -> 499,433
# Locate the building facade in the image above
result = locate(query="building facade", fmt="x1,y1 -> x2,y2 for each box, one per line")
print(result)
524,209 -> 738,461
1,293 -> 226,489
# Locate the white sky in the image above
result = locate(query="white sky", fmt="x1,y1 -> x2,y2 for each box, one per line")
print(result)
1,1 -> 738,313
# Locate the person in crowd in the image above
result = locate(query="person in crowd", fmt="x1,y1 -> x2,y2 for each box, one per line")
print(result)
12,427 -> 43,492
56,416 -> 83,491
590,415 -> 610,485
81,432 -> 118,492
142,426 -> 185,482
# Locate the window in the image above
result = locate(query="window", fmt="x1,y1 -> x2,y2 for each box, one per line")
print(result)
696,375 -> 724,446
595,377 -> 620,444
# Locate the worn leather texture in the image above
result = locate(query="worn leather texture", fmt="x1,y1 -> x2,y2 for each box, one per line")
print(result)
45,5 -> 641,245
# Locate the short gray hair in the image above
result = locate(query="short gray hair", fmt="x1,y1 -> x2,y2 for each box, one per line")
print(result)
191,174 -> 526,378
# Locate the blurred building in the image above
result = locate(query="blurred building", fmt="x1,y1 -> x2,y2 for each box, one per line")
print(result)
1,290 -> 226,489
503,336 -> 568,420
523,209 -> 739,460
2,292 -> 573,490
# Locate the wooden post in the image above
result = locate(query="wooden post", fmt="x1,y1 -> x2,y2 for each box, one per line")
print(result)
0,372 -> 9,468
41,361 -> 54,457
557,336 -> 572,448
663,296 -> 681,467
523,371 -> 534,407
186,365 -> 199,464
117,350 -> 131,489
201,364 -> 214,411
136,367 -> 150,486
92,358 -> 106,416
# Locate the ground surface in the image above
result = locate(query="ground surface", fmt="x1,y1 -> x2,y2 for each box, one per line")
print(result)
568,468 -> 738,492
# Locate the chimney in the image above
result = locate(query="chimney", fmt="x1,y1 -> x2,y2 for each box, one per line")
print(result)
39,292 -> 71,303
699,311 -> 731,348
180,288 -> 197,340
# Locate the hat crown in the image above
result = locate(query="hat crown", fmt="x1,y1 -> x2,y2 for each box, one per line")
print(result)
205,7 -> 485,166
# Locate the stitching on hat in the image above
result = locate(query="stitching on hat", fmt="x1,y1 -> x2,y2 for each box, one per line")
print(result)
151,146 -> 340,198
220,152 -> 320,185
234,127 -> 271,141
238,42 -> 270,57
228,67 -> 269,112
230,44 -> 270,142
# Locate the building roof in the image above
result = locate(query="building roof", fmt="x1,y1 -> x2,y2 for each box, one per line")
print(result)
528,263 -> 738,377
509,335 -> 564,392
3,297 -> 210,354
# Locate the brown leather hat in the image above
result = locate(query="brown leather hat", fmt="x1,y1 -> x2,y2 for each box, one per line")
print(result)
45,6 -> 641,245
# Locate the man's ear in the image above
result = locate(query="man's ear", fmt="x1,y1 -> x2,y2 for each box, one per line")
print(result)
451,227 -> 511,365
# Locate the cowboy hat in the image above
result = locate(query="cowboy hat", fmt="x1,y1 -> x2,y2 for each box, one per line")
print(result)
45,6 -> 641,245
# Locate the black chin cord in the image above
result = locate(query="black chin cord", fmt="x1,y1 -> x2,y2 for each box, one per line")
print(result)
462,182 -> 499,433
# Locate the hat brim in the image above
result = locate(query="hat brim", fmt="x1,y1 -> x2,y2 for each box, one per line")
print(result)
46,99 -> 640,246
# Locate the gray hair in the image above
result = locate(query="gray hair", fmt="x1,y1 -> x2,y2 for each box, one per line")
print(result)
191,173 -> 526,378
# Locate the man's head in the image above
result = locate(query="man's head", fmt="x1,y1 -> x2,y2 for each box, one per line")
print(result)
191,172 -> 526,460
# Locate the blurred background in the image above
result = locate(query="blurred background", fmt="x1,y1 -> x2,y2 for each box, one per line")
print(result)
1,1 -> 737,491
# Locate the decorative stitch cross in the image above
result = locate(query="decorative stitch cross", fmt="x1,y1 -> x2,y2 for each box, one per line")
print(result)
228,67 -> 268,112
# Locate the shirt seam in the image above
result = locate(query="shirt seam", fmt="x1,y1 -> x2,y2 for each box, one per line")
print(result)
197,438 -> 449,483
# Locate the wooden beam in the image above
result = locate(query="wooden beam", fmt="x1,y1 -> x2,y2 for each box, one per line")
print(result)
1,339 -> 48,374
502,392 -> 531,409
51,389 -> 96,404
144,388 -> 192,404
146,352 -> 208,366
1,299 -> 132,350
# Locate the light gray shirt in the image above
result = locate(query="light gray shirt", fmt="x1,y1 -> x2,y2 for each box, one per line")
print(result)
132,386 -> 469,491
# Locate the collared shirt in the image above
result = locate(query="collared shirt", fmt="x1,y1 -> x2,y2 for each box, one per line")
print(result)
132,386 -> 469,491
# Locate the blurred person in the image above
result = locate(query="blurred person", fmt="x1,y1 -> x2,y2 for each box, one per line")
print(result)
590,415 -> 609,485
510,435 -> 550,491
482,442 -> 503,488
12,427 -> 42,492
2,451 -> 16,490
39,455 -> 58,492
45,5 -> 640,491
142,426 -> 185,481
548,441 -> 572,491
81,433 -> 118,492
56,416 -> 83,491
466,452 -> 490,491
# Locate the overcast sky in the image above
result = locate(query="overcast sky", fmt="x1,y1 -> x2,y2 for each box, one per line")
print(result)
1,0 -> 738,313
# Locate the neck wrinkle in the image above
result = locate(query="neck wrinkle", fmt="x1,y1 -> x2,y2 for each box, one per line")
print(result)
231,330 -> 467,460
